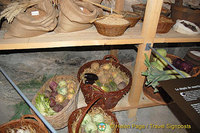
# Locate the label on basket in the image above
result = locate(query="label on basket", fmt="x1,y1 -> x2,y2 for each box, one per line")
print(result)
159,75 -> 200,130
31,11 -> 39,16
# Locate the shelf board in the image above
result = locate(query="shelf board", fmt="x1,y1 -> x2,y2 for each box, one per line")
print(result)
0,23 -> 143,50
155,29 -> 200,43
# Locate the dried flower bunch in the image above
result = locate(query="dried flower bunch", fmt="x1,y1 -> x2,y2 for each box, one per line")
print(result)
0,0 -> 37,23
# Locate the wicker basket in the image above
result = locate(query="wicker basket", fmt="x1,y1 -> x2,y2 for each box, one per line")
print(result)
31,75 -> 79,129
68,96 -> 119,133
77,55 -> 132,109
157,16 -> 175,33
0,114 -> 48,133
122,11 -> 141,27
143,54 -> 200,104
94,17 -> 130,37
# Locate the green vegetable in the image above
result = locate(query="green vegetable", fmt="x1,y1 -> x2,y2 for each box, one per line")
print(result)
35,93 -> 55,116
92,114 -> 104,125
81,114 -> 92,126
85,122 -> 98,133
58,87 -> 68,95
156,57 -> 172,68
142,54 -> 191,93
156,48 -> 167,58
103,124 -> 112,133
150,61 -> 164,71
58,80 -> 67,88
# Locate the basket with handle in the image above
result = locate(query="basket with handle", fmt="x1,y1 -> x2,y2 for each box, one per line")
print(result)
68,96 -> 119,133
31,75 -> 79,129
77,55 -> 132,109
0,114 -> 48,133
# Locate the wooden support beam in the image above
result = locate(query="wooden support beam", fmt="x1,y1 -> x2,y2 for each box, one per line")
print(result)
115,0 -> 124,12
128,0 -> 163,118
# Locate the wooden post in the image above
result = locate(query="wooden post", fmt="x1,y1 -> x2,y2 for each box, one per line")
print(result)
128,0 -> 163,118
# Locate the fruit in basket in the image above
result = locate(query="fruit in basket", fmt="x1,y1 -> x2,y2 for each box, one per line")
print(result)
58,87 -> 68,95
172,58 -> 193,73
81,114 -> 92,126
92,114 -> 104,125
58,80 -> 67,88
49,81 -> 58,92
55,94 -> 65,103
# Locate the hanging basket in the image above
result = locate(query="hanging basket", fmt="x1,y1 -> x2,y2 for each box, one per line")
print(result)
31,75 -> 79,129
0,114 -> 48,133
77,55 -> 132,109
143,54 -> 200,104
68,96 -> 119,133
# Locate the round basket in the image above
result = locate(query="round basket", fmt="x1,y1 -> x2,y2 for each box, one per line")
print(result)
94,18 -> 130,37
31,75 -> 79,129
77,55 -> 132,109
143,54 -> 200,104
122,11 -> 141,27
0,114 -> 48,133
68,96 -> 119,133
157,16 -> 175,33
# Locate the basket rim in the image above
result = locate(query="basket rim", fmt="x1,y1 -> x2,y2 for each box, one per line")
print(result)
94,19 -> 130,28
31,75 -> 79,118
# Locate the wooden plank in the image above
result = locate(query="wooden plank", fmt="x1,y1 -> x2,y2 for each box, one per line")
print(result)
128,0 -> 164,118
115,0 -> 125,12
0,24 -> 143,50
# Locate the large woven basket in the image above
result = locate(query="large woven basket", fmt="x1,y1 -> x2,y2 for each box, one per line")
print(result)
0,114 -> 48,133
77,55 -> 132,109
68,96 -> 119,133
143,54 -> 200,104
31,75 -> 79,129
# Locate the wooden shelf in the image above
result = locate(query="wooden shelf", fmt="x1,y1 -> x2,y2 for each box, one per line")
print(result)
0,23 -> 143,50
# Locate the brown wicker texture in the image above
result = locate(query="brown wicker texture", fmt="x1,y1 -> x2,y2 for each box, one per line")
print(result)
143,54 -> 200,104
77,55 -> 132,109
0,114 -> 48,133
94,20 -> 130,37
31,75 -> 79,129
157,16 -> 175,33
122,11 -> 141,27
68,96 -> 119,133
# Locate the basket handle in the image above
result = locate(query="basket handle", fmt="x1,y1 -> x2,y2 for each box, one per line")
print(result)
103,55 -> 119,63
21,114 -> 46,129
75,96 -> 102,133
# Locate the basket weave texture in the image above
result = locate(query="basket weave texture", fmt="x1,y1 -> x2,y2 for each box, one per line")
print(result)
77,55 -> 132,109
157,16 -> 175,33
0,114 -> 48,133
94,21 -> 130,37
31,75 -> 79,129
68,96 -> 119,133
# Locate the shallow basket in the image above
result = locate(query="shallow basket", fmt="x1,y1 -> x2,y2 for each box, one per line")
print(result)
122,11 -> 141,27
143,54 -> 200,104
77,55 -> 132,109
68,96 -> 119,133
94,19 -> 130,37
31,75 -> 79,129
0,114 -> 48,133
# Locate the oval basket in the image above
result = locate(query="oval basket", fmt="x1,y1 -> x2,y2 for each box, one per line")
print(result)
0,114 -> 48,133
143,54 -> 200,104
68,96 -> 119,133
77,55 -> 132,109
31,75 -> 79,129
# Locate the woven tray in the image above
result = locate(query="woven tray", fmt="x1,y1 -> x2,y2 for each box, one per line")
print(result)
143,54 -> 200,104
31,75 -> 79,129
77,55 -> 132,109
68,96 -> 119,133
0,114 -> 48,133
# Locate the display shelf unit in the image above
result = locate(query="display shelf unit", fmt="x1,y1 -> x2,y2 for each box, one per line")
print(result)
0,0 -> 200,116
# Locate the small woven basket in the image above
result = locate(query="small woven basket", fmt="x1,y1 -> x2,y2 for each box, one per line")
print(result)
0,114 -> 48,133
94,18 -> 130,37
143,54 -> 200,104
77,55 -> 132,109
68,96 -> 119,133
123,11 -> 141,27
157,16 -> 175,33
31,75 -> 79,129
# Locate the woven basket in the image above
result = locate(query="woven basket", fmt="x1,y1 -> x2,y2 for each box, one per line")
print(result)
94,18 -> 130,37
68,96 -> 119,133
0,114 -> 48,133
77,55 -> 132,109
157,16 -> 175,33
143,54 -> 200,104
122,11 -> 141,27
31,75 -> 79,129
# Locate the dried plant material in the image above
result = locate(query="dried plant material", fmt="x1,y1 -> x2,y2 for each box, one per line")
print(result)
0,0 -> 37,23
96,14 -> 129,25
